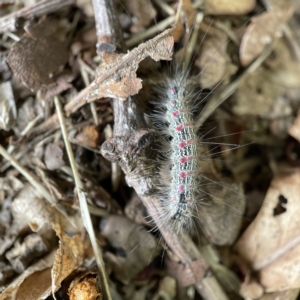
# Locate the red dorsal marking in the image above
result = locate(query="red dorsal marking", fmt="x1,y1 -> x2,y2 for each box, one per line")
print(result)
179,141 -> 187,148
178,185 -> 184,192
179,157 -> 187,163
176,122 -> 194,132
176,125 -> 184,131
179,172 -> 186,178
179,156 -> 194,164
179,171 -> 192,178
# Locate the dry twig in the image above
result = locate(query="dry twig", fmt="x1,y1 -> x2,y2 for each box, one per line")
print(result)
54,96 -> 112,300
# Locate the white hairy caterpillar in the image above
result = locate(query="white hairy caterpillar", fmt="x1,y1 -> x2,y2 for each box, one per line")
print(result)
151,70 -> 205,232
145,41 -> 247,244
149,64 -> 245,243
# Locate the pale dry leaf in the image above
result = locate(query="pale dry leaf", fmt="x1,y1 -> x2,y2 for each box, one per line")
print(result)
240,7 -> 294,66
44,143 -> 65,171
204,0 -> 256,15
265,39 -> 300,90
124,0 -> 156,32
235,170 -> 300,292
100,215 -> 161,284
268,96 -> 293,138
51,224 -> 85,295
165,256 -> 204,287
6,232 -> 55,274
288,110 -> 300,142
197,179 -> 245,245
11,185 -> 84,296
0,250 -> 55,300
0,81 -> 16,131
232,68 -> 284,117
196,30 -> 238,88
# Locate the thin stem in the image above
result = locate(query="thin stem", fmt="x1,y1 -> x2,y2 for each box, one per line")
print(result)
54,96 -> 112,300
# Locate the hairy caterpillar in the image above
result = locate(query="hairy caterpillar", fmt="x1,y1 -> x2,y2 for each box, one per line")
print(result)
151,70 -> 205,232
145,41 -> 246,243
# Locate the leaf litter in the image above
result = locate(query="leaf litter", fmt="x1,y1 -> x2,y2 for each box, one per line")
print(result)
0,0 -> 299,299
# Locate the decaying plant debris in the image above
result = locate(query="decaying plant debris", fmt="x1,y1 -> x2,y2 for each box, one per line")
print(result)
0,0 -> 300,299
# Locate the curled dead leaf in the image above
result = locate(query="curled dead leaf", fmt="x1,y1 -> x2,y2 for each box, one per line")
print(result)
7,17 -> 69,97
196,31 -> 238,88
0,251 -> 55,300
232,68 -> 284,117
5,185 -> 84,296
240,7 -> 294,66
235,170 -> 300,292
67,29 -> 173,112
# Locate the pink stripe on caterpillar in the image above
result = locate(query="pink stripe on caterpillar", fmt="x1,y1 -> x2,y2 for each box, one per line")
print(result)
176,122 -> 194,132
178,139 -> 198,149
178,185 -> 185,192
179,156 -> 196,164
179,171 -> 193,178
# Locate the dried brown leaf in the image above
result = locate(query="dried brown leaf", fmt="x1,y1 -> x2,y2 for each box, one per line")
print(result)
7,17 -> 69,96
196,30 -> 238,88
235,170 -> 300,291
10,185 -> 84,296
75,125 -> 100,148
51,223 -> 84,295
124,0 -> 156,32
72,29 -> 173,110
100,215 -> 161,284
6,232 -> 55,274
165,256 -> 204,287
232,68 -> 284,117
44,143 -> 65,171
197,180 -> 245,245
204,0 -> 256,15
240,7 -> 294,66
0,251 -> 55,300
171,0 -> 196,43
